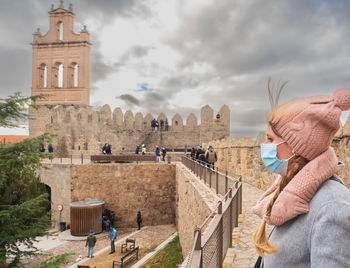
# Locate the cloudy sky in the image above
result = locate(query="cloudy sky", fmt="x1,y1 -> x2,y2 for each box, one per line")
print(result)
1,0 -> 350,138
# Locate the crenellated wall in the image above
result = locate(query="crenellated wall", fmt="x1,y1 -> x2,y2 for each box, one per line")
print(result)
204,115 -> 350,190
29,104 -> 230,157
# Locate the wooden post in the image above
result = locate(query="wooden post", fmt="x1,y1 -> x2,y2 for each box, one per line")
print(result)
216,167 -> 219,194
225,170 -> 228,197
209,169 -> 212,189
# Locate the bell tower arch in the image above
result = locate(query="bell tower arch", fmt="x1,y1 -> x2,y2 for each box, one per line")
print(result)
31,0 -> 90,105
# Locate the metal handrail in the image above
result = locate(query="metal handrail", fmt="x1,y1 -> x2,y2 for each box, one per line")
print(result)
181,155 -> 242,268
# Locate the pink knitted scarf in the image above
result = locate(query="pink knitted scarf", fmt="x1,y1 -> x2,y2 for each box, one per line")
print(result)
252,147 -> 338,226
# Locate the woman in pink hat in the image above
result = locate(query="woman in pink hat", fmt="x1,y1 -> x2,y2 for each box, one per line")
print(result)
252,86 -> 350,267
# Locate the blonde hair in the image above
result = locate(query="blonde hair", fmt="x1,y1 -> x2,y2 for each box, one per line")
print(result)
253,80 -> 309,257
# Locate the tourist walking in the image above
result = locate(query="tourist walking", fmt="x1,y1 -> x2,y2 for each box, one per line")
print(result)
252,86 -> 350,267
164,119 -> 169,131
137,211 -> 142,230
102,143 -> 107,154
161,147 -> 167,161
48,144 -> 53,153
160,119 -> 164,131
205,146 -> 217,169
85,230 -> 96,258
102,216 -> 111,232
135,146 -> 140,154
190,147 -> 196,159
142,144 -> 146,155
155,146 -> 161,162
110,226 -> 117,254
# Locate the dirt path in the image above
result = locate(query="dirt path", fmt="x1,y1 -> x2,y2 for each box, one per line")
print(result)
84,224 -> 176,268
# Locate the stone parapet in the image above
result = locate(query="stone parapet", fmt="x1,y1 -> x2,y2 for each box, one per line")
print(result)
176,163 -> 220,257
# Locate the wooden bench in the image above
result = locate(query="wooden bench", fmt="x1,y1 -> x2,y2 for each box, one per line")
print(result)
121,238 -> 136,253
91,155 -> 156,163
112,246 -> 139,268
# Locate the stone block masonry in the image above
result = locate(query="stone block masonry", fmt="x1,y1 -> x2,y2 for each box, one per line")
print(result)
39,163 -> 176,229
39,164 -> 72,228
29,104 -> 230,157
175,163 -> 220,257
71,163 -> 176,228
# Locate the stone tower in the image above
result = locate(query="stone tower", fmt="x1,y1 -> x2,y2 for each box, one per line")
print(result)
31,0 -> 90,105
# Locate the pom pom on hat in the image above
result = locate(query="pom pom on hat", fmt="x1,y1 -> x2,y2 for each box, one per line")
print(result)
334,89 -> 350,111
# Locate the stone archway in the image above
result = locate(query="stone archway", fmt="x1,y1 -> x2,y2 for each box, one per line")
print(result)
39,164 -> 72,228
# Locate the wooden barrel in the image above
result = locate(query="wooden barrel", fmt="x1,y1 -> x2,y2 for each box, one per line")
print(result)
70,200 -> 104,235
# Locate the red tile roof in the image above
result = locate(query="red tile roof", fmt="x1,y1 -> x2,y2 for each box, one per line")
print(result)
0,135 -> 29,144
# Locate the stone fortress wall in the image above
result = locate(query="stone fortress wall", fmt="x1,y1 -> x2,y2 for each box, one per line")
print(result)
204,115 -> 350,190
29,104 -> 230,156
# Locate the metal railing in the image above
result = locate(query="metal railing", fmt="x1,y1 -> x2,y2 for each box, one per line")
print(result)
181,156 -> 242,268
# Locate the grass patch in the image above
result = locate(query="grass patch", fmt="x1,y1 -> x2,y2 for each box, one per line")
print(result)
140,236 -> 183,268
32,253 -> 75,268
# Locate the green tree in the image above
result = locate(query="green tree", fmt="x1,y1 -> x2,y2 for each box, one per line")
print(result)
0,93 -> 52,267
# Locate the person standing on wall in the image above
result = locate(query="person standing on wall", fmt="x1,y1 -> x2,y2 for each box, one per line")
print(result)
205,145 -> 217,169
161,147 -> 167,161
48,144 -> 53,153
102,143 -> 107,154
137,211 -> 142,230
155,146 -> 161,162
85,230 -> 96,258
109,226 -> 117,254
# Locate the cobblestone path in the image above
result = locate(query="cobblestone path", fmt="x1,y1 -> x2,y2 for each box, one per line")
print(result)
225,183 -> 273,268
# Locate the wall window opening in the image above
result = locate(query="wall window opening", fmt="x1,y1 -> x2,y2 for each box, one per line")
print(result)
74,64 -> 79,87
59,22 -> 64,40
58,64 -> 63,88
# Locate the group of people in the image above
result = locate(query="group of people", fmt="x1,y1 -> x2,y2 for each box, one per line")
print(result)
135,144 -> 147,155
155,146 -> 167,162
39,143 -> 54,153
85,211 -> 143,258
190,145 -> 217,168
151,118 -> 169,132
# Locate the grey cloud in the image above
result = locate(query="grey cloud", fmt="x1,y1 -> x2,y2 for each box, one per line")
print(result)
90,40 -> 123,88
161,75 -> 200,91
117,94 -> 140,106
0,45 -> 31,98
119,46 -> 154,63
168,0 -> 350,77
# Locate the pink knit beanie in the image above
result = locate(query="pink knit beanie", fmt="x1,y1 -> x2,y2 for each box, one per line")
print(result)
271,89 -> 350,160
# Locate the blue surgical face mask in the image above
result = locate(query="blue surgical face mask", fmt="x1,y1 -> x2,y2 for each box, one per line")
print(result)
260,141 -> 295,175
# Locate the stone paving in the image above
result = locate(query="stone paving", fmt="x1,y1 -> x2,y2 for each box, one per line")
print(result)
224,182 -> 273,268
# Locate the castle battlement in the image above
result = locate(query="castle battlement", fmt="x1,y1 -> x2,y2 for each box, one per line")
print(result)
29,103 -> 231,156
